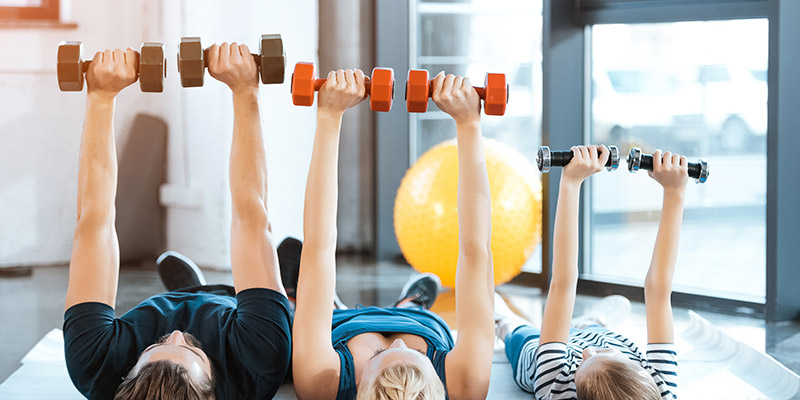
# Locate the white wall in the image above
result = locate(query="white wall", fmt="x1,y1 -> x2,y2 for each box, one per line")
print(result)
0,0 -> 319,269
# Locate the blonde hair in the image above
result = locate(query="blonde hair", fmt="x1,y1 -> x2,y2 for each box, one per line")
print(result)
575,358 -> 660,400
357,363 -> 446,400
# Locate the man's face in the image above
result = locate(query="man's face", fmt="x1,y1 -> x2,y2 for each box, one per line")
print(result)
131,330 -> 212,382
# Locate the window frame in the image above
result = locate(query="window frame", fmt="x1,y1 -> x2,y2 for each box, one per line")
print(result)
535,0 -> 798,321
0,0 -> 59,21
376,0 -> 800,322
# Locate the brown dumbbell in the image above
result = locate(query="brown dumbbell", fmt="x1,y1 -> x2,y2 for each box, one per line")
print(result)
56,42 -> 166,92
290,62 -> 395,112
405,69 -> 509,115
177,35 -> 285,88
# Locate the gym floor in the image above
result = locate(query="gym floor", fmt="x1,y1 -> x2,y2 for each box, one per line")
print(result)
1,257 -> 799,399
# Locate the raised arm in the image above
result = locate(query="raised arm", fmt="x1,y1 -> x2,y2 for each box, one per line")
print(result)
65,49 -> 139,310
424,73 -> 493,399
293,69 -> 366,400
208,42 -> 283,294
644,150 -> 687,343
538,145 -> 610,344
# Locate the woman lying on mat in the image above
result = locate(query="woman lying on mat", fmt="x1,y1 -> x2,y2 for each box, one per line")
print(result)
291,70 -> 495,400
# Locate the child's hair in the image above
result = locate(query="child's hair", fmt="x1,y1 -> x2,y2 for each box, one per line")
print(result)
357,363 -> 446,400
575,358 -> 660,400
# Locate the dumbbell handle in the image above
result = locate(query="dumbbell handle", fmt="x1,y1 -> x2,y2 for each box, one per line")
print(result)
537,146 -> 620,173
638,155 -> 705,180
78,55 -> 141,73
550,150 -> 615,167
421,80 -> 489,100
199,49 -> 262,68
304,77 -> 374,93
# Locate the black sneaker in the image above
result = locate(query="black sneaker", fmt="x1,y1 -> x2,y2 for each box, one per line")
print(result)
277,237 -> 303,299
393,273 -> 442,310
156,251 -> 207,291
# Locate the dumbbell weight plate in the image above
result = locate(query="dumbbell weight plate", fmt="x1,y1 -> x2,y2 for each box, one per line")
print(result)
291,62 -> 317,106
406,69 -> 431,113
140,42 -> 165,93
370,67 -> 395,112
178,37 -> 205,87
483,73 -> 508,116
57,41 -> 86,91
259,34 -> 285,84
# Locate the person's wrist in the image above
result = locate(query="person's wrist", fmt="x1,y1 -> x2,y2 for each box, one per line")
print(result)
663,187 -> 686,201
454,114 -> 480,127
560,175 -> 584,190
87,90 -> 117,104
231,85 -> 259,99
317,107 -> 345,121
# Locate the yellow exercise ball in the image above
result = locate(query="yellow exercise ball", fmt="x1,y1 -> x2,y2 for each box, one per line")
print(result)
394,138 -> 542,288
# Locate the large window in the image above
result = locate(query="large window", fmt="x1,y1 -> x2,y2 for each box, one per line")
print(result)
0,0 -> 58,20
410,0 -> 544,272
588,19 -> 768,302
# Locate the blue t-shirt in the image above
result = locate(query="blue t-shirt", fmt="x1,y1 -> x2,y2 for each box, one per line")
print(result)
63,288 -> 292,400
331,307 -> 454,400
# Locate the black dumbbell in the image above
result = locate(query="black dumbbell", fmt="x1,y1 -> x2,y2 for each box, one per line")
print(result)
177,35 -> 285,87
57,42 -> 166,92
627,147 -> 709,183
536,145 -> 620,173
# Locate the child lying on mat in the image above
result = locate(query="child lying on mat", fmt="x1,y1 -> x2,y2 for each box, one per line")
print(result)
496,146 -> 685,399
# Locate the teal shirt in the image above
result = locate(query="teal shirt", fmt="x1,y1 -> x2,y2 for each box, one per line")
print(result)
331,307 -> 454,400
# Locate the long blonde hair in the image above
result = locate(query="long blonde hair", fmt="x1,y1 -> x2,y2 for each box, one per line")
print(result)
357,363 -> 446,400
575,358 -> 660,400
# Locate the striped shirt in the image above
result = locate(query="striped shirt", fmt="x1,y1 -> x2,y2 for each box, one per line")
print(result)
513,329 -> 678,400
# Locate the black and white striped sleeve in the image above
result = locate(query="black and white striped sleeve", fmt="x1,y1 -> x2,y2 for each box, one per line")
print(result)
531,342 -> 575,400
646,343 -> 679,399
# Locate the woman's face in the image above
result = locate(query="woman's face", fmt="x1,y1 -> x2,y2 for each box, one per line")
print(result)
359,338 -> 438,386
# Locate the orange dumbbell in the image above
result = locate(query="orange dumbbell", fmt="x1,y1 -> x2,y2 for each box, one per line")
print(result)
290,62 -> 395,112
405,69 -> 508,116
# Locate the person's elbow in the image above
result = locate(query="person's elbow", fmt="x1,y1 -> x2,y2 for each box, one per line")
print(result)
74,207 -> 115,236
644,275 -> 672,300
459,241 -> 491,263
232,201 -> 270,232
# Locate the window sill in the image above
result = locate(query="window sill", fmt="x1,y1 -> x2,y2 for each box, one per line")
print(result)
0,20 -> 77,29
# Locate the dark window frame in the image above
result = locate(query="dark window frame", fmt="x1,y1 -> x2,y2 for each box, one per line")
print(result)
0,0 -> 59,21
376,0 -> 800,322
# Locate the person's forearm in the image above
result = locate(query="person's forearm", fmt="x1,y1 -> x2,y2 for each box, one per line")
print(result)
229,88 -> 267,220
76,93 -> 118,225
550,179 -> 581,288
303,111 -> 341,251
645,190 -> 685,296
456,120 -> 491,255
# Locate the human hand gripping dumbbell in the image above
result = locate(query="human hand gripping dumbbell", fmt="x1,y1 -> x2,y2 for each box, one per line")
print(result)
290,62 -> 395,112
536,145 -> 620,173
627,147 -> 709,183
57,42 -> 166,92
178,35 -> 285,87
405,69 -> 508,115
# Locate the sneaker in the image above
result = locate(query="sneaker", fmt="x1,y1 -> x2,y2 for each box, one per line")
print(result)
393,273 -> 442,310
572,295 -> 631,330
494,292 -> 530,341
157,251 -> 207,291
277,237 -> 303,300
